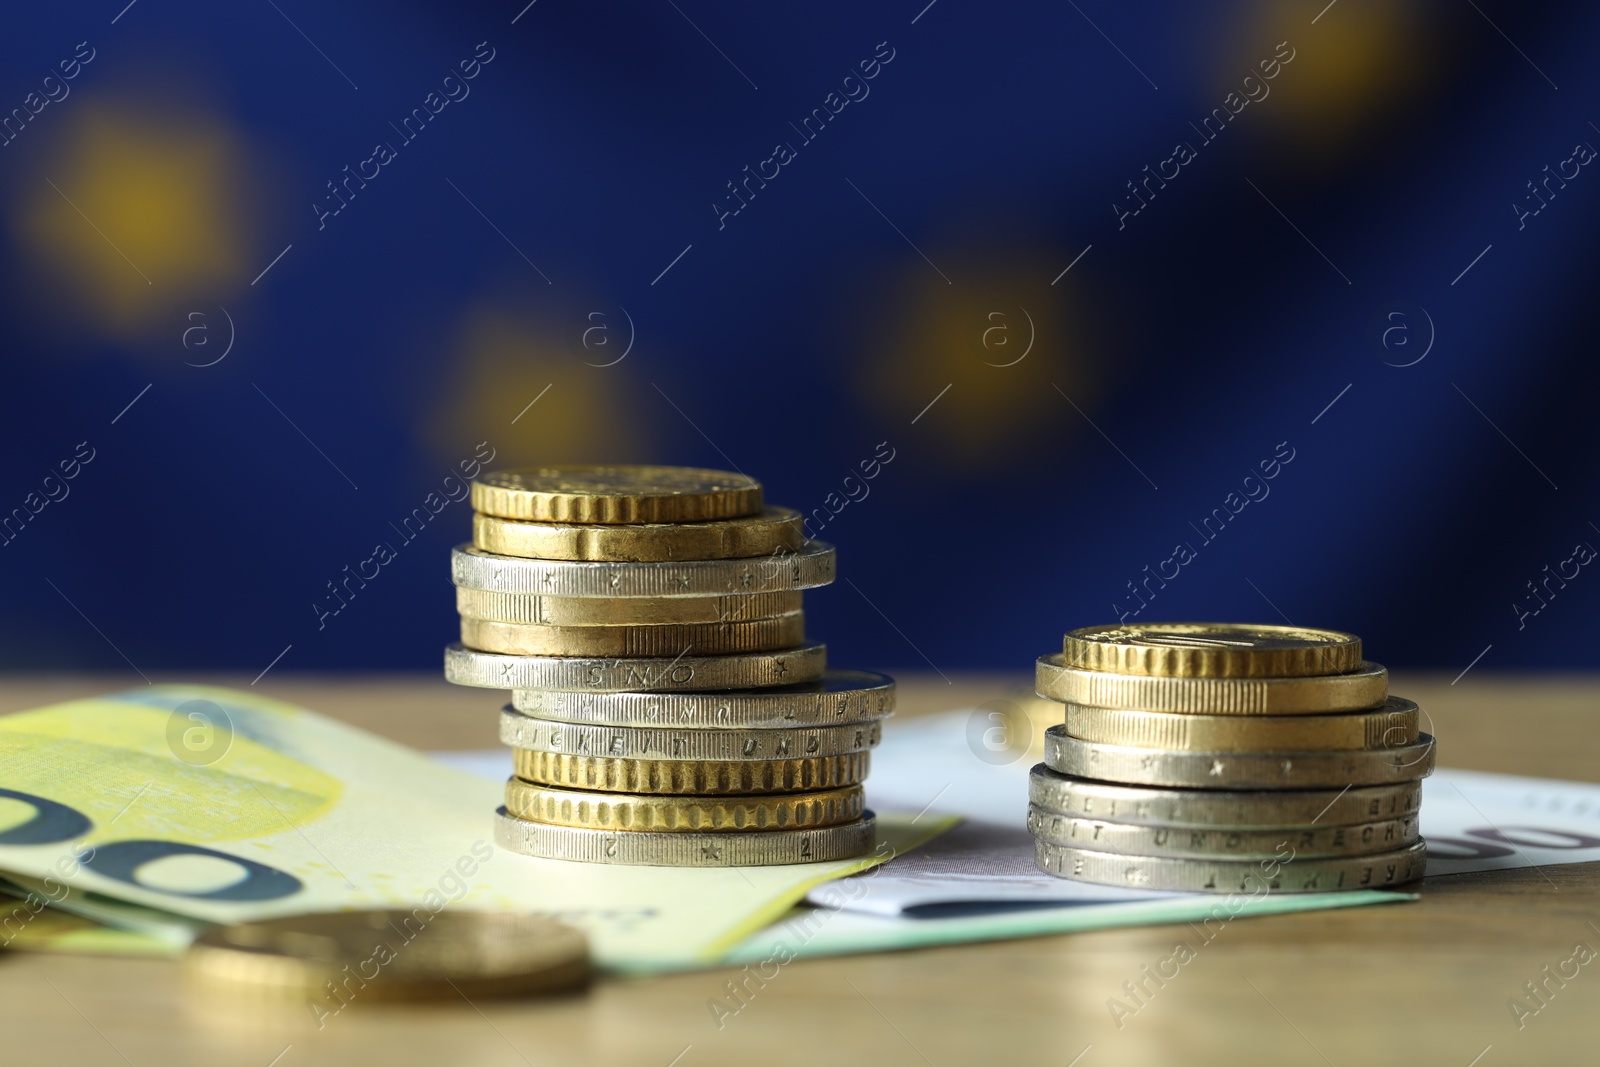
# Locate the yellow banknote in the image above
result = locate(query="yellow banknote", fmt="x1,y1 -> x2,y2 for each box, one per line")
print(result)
0,686 -> 942,970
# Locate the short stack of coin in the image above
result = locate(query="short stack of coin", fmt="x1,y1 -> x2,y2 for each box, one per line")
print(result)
1029,623 -> 1432,893
443,465 -> 891,866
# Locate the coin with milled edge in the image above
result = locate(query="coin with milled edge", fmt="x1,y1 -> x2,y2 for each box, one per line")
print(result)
1062,622 -> 1362,679
1026,766 -> 1423,827
472,506 -> 803,562
461,614 -> 805,657
472,466 -> 762,524
512,749 -> 870,794
1063,697 -> 1419,752
182,910 -> 589,1000
1043,727 -> 1436,788
1027,805 -> 1421,859
450,542 -> 836,598
500,708 -> 880,759
444,642 -> 826,692
511,670 -> 896,728
503,780 -> 865,831
457,589 -> 803,626
1034,838 -> 1427,893
1035,655 -> 1389,713
495,808 -> 876,865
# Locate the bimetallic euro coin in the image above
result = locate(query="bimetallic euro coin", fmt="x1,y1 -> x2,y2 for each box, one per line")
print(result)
1026,766 -> 1423,827
510,670 -> 896,728
500,708 -> 880,760
1035,655 -> 1389,714
1062,697 -> 1419,752
461,614 -> 805,657
1043,726 -> 1436,789
494,808 -> 876,865
1035,838 -> 1427,893
444,642 -> 826,693
457,589 -> 802,626
451,541 -> 835,598
1027,805 -> 1421,859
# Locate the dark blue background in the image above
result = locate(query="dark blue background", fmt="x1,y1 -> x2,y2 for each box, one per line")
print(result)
2,1 -> 1596,677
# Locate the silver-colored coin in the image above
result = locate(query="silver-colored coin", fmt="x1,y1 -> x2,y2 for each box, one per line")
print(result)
1043,726 -> 1436,789
493,808 -> 877,866
1035,654 -> 1390,714
1034,838 -> 1427,893
451,541 -> 836,598
457,589 -> 803,626
1026,766 -> 1423,827
499,707 -> 881,760
444,642 -> 825,693
1027,805 -> 1421,859
511,670 -> 896,728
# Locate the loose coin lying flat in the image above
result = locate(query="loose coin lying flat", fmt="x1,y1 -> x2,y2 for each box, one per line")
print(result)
503,780 -> 865,831
500,708 -> 880,759
1027,805 -> 1420,859
472,466 -> 762,524
457,589 -> 802,626
494,808 -> 876,865
1062,622 -> 1362,679
444,642 -> 826,692
1062,696 -> 1419,752
461,614 -> 805,657
182,910 -> 589,1001
512,749 -> 870,794
472,506 -> 803,562
1043,726 -> 1436,788
1026,766 -> 1423,827
451,541 -> 836,598
1034,838 -> 1428,893
1034,655 -> 1389,713
511,670 -> 896,728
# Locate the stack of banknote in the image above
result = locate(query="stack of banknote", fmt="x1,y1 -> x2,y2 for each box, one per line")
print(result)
443,465 -> 893,865
1029,623 -> 1434,893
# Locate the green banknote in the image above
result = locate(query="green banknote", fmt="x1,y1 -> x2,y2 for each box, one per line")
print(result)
0,686 -> 941,970
0,878 -> 181,956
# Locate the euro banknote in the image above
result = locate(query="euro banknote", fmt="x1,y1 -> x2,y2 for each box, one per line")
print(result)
0,685 -> 942,971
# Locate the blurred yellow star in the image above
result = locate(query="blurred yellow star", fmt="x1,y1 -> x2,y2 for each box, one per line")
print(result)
426,302 -> 651,469
855,253 -> 1093,468
10,102 -> 262,342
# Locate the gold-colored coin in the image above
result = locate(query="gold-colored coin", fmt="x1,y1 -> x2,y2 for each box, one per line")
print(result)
183,910 -> 589,1002
456,588 -> 803,626
461,614 -> 805,657
1035,655 -> 1389,714
1062,622 -> 1361,678
472,465 -> 762,524
513,748 -> 871,794
472,507 -> 802,562
503,779 -> 865,831
1063,696 -> 1420,752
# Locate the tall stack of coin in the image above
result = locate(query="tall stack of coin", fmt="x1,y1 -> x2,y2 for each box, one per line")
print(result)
1029,623 -> 1432,893
443,466 -> 891,866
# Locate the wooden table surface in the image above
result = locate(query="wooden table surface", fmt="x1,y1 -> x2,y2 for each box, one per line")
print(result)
1,670 -> 1595,1066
